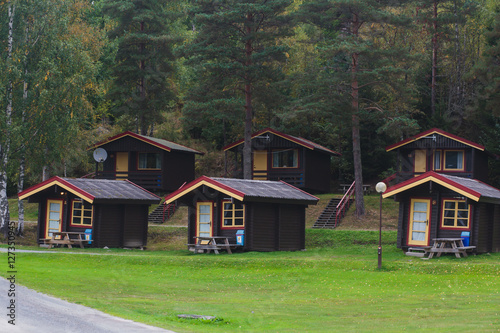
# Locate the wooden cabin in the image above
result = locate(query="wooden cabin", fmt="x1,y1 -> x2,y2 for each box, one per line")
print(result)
383,129 -> 500,253
90,131 -> 203,192
385,128 -> 491,183
164,176 -> 319,251
19,177 -> 161,248
223,128 -> 341,193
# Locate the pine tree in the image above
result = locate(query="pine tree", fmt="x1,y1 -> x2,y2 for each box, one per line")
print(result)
297,0 -> 416,217
182,0 -> 294,179
103,0 -> 180,135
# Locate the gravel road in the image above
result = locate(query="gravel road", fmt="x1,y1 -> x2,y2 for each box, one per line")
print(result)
0,277 -> 175,333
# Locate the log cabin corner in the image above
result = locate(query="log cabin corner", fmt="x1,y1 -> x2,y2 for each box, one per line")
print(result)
18,177 -> 161,248
383,129 -> 500,253
164,176 -> 319,252
89,131 -> 204,192
223,128 -> 341,193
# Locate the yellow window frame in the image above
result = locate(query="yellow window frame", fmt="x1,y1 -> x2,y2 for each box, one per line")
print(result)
71,199 -> 93,227
443,150 -> 465,171
221,201 -> 245,228
441,199 -> 470,229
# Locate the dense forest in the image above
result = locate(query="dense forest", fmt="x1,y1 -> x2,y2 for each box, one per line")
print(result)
1,0 -> 499,229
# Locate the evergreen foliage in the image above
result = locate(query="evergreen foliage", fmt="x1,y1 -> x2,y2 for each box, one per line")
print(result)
103,0 -> 181,135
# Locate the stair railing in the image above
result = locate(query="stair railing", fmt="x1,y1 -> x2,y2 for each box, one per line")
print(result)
335,181 -> 355,228
162,182 -> 187,223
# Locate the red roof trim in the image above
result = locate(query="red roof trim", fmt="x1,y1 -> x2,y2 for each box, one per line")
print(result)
164,176 -> 246,204
89,131 -> 172,152
383,171 -> 482,200
385,128 -> 485,152
223,128 -> 340,155
18,176 -> 95,202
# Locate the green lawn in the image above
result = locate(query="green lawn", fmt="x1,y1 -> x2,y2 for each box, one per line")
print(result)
1,230 -> 499,332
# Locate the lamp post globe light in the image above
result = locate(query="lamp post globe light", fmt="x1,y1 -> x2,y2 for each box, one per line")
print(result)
375,182 -> 387,269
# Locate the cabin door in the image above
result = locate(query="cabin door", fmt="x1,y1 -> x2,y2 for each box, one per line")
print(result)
45,199 -> 63,239
116,152 -> 129,179
414,150 -> 427,174
253,150 -> 268,180
408,198 -> 431,246
196,202 -> 213,239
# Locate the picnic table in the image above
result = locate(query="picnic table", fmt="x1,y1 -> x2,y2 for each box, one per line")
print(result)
44,231 -> 91,249
427,238 -> 476,259
339,184 -> 372,195
188,236 -> 235,254
407,238 -> 476,259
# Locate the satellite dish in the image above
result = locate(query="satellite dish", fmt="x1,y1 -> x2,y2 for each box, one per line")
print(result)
93,148 -> 108,163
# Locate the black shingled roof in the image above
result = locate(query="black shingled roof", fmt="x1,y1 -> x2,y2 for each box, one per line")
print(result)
63,178 -> 161,203
439,174 -> 500,203
211,178 -> 319,204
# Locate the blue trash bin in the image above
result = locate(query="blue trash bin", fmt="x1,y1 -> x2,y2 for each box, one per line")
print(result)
461,231 -> 470,247
236,230 -> 244,246
85,229 -> 92,245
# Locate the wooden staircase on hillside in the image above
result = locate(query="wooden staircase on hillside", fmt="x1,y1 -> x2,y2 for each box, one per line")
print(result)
313,181 -> 355,229
312,198 -> 353,228
148,202 -> 177,224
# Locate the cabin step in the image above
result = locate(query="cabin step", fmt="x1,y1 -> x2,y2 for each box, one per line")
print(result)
405,251 -> 425,257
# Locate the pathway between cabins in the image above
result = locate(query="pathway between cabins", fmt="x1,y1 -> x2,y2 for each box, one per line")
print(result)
0,277 -> 175,333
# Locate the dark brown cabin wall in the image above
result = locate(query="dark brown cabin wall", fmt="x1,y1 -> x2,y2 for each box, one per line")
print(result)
474,203 -> 493,253
304,150 -> 331,193
251,134 -> 301,150
123,205 -> 148,247
473,152 -> 489,182
492,205 -> 500,252
163,152 -> 196,191
37,204 -> 45,243
96,204 -> 123,248
187,206 -> 196,244
249,203 -> 277,251
403,135 -> 471,150
396,201 -> 407,249
278,205 -> 304,250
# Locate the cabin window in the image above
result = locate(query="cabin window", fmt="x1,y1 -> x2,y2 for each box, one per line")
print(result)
272,149 -> 298,168
443,150 -> 464,171
71,199 -> 93,226
441,199 -> 470,229
433,150 -> 441,170
222,201 -> 245,228
138,152 -> 161,170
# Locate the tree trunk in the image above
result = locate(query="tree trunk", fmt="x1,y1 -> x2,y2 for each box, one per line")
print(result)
139,21 -> 147,135
242,13 -> 254,180
17,155 -> 25,236
0,4 -> 15,236
431,0 -> 438,117
351,11 -> 365,218
17,17 -> 31,237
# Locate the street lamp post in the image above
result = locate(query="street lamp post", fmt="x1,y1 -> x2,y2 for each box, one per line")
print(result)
375,182 -> 387,269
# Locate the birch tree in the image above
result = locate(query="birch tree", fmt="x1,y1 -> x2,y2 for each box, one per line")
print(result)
0,2 -> 15,236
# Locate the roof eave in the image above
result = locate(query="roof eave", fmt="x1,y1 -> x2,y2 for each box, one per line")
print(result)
385,128 -> 485,152
382,171 -> 482,202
